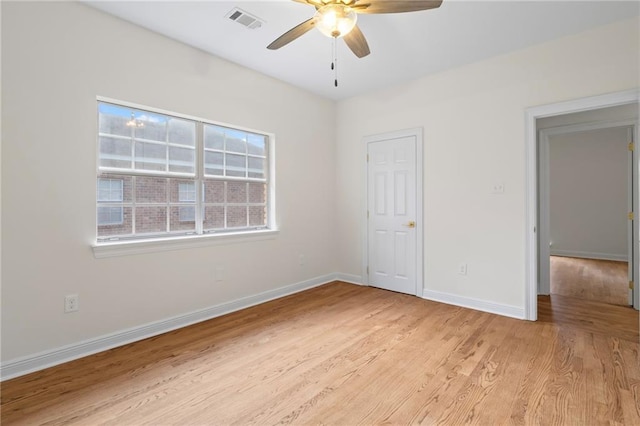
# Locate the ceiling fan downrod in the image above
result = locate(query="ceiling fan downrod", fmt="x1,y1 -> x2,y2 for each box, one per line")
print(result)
332,36 -> 338,87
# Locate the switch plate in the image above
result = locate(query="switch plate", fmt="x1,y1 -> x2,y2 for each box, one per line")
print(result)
492,183 -> 505,194
458,263 -> 468,275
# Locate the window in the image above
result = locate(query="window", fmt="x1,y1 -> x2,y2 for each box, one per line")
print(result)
97,101 -> 271,242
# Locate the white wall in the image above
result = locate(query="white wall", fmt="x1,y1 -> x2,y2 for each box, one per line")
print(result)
549,127 -> 629,260
335,17 -> 639,313
1,2 -> 336,362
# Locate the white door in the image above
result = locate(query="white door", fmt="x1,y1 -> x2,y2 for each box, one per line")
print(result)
367,136 -> 417,295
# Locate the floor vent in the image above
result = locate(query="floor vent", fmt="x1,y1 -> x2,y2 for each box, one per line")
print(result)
226,8 -> 264,30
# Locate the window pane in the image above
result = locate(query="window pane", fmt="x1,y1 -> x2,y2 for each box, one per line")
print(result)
225,129 -> 247,154
204,125 -> 224,150
169,146 -> 195,174
99,137 -> 131,169
227,181 -> 247,203
204,180 -> 224,203
226,153 -> 246,177
249,206 -> 266,227
99,174 -> 132,202
134,114 -> 167,142
204,206 -> 224,230
97,178 -> 123,202
227,206 -> 247,228
171,206 -> 196,231
136,176 -> 167,203
248,182 -> 266,204
248,157 -> 265,179
97,206 -> 123,225
178,182 -> 196,202
205,151 -> 224,176
97,206 -> 132,237
169,179 -> 195,203
135,142 -> 166,171
247,134 -> 265,156
99,111 -> 130,137
135,206 -> 167,234
168,118 -> 195,147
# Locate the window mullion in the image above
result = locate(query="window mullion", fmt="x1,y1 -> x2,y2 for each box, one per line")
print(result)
195,122 -> 204,235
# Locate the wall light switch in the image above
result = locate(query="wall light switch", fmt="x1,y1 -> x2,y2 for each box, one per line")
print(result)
458,263 -> 468,275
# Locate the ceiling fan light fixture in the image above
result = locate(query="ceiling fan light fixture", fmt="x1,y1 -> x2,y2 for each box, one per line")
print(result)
314,4 -> 357,38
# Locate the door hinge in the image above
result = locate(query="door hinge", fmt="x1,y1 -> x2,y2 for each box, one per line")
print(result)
366,266 -> 369,275
629,212 -> 634,221
366,154 -> 369,162
629,142 -> 634,152
367,210 -> 369,219
630,281 -> 634,290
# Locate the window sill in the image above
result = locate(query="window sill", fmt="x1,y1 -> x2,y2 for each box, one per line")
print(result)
92,229 -> 279,258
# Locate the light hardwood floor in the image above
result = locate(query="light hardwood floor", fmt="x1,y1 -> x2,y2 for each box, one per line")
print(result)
2,282 -> 639,425
550,256 -> 628,306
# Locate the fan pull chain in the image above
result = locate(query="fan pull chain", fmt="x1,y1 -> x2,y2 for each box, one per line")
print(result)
331,37 -> 338,87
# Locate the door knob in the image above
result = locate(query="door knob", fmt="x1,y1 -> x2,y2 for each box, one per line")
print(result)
404,221 -> 416,228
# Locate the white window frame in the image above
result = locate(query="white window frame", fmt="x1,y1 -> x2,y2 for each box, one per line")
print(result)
93,97 -> 277,258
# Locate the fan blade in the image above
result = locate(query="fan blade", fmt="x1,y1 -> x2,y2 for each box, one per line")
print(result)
292,0 -> 324,7
344,25 -> 370,58
267,18 -> 316,50
354,0 -> 442,14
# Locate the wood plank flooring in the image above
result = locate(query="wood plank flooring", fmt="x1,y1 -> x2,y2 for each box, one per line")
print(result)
550,256 -> 628,306
2,282 -> 639,425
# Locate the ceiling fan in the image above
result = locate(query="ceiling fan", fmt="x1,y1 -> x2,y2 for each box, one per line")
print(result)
267,0 -> 444,59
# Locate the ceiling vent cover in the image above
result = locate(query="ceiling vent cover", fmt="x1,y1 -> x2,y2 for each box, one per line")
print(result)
226,8 -> 264,30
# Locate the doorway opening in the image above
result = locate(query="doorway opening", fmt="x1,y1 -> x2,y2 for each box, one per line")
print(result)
524,90 -> 640,321
538,119 -> 635,310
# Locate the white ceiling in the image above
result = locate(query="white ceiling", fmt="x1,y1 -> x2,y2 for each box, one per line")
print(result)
86,1 -> 639,100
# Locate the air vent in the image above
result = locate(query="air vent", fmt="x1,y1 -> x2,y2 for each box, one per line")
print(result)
225,7 -> 264,30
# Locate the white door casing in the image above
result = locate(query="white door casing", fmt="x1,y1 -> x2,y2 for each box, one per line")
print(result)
364,128 -> 423,296
628,126 -> 635,306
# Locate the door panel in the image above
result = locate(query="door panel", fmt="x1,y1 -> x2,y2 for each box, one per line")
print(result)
367,136 -> 417,295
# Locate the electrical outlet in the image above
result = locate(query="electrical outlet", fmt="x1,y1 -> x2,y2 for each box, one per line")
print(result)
64,294 -> 79,313
298,254 -> 305,266
458,263 -> 468,275
491,183 -> 505,194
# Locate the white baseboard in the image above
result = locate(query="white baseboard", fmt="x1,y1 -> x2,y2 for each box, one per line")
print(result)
334,273 -> 365,286
550,249 -> 627,262
422,288 -> 525,320
0,274 -> 339,381
1,274 -> 527,381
